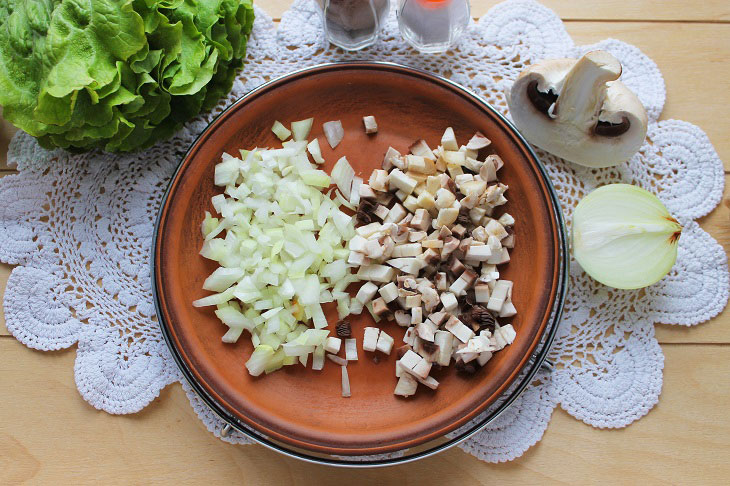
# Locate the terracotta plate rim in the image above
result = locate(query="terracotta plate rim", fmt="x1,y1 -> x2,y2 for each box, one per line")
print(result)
152,61 -> 568,458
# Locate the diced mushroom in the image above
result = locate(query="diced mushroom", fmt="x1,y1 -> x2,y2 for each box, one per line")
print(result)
371,297 -> 390,317
451,224 -> 467,239
448,257 -> 466,276
502,233 -> 515,248
406,155 -> 437,174
411,307 -> 423,325
363,327 -> 380,352
395,310 -> 411,327
464,244 -> 492,262
345,338 -> 358,361
400,349 -> 422,370
403,195 -> 419,213
356,264 -> 396,283
435,188 -> 456,209
426,175 -> 441,194
416,319 -> 437,342
421,286 -> 440,311
387,257 -> 427,275
486,247 -> 510,265
405,294 -> 422,309
411,358 -> 432,379
440,292 -> 458,312
474,283 -> 491,303
429,311 -> 449,326
434,331 -> 454,366
493,324 -> 516,348
487,280 -> 512,312
403,327 -> 416,345
348,251 -> 368,266
435,272 -> 448,291
485,219 -> 509,239
364,239 -> 384,260
436,207 -> 459,228
487,235 -> 502,251
392,243 -> 423,258
394,373 -> 418,397
355,281 -> 379,304
441,127 -> 459,151
384,203 -> 407,224
363,115 -> 378,134
445,315 -> 475,343
410,139 -> 436,160
374,204 -> 389,221
499,301 -> 517,318
325,337 -> 342,354
410,208 -> 432,231
376,331 -> 395,354
379,282 -> 399,303
466,132 -> 491,150
359,183 -> 377,200
477,351 -> 493,366
369,169 -> 389,192
389,168 -> 417,194
416,375 -> 440,390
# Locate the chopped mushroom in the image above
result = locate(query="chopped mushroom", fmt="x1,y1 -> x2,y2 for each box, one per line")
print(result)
347,128 -> 518,398
363,115 -> 378,134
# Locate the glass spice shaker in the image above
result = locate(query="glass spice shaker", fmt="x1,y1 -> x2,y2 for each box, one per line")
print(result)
317,0 -> 391,51
397,0 -> 470,54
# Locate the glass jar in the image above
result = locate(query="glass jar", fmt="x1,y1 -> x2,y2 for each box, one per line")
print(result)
317,0 -> 391,51
397,0 -> 470,54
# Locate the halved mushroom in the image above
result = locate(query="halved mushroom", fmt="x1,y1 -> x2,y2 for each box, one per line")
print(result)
508,50 -> 648,168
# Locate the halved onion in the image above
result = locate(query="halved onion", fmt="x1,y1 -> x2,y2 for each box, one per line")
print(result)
572,184 -> 682,289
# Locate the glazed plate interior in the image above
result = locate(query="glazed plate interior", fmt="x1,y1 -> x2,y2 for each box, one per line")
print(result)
154,63 -> 563,456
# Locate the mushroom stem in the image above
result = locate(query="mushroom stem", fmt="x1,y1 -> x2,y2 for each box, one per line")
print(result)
554,50 -> 622,130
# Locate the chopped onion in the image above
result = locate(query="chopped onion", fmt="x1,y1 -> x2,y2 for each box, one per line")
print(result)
197,121 -> 357,377
271,120 -> 291,141
572,184 -> 682,289
331,156 -> 355,199
291,118 -> 314,141
323,120 -> 344,148
307,139 -> 325,164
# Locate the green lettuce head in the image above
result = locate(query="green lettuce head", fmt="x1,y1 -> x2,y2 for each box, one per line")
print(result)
0,0 -> 254,152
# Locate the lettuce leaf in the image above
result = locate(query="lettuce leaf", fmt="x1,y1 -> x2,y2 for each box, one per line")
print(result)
0,0 -> 254,152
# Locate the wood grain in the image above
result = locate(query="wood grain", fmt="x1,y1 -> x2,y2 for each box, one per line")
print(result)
264,0 -> 730,22
1,340 -> 727,484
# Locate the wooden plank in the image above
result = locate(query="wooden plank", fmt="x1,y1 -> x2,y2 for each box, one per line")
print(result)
0,341 -> 727,483
264,0 -> 730,22
566,22 -> 730,171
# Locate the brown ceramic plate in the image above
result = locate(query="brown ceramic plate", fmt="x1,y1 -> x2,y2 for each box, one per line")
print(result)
154,62 -> 563,456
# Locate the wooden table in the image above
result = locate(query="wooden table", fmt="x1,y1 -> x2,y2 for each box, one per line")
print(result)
2,1 -> 729,483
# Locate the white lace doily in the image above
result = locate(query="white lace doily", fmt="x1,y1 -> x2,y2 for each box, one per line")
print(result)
2,0 -> 727,463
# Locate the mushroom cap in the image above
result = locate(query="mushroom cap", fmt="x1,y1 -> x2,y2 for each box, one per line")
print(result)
507,50 -> 648,168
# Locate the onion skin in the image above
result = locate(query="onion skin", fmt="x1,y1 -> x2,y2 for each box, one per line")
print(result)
572,184 -> 682,290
